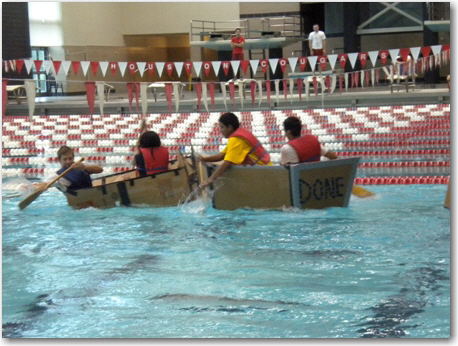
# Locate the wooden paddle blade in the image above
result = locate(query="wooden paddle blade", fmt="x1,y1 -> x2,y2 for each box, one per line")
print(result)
18,190 -> 43,210
352,185 -> 375,198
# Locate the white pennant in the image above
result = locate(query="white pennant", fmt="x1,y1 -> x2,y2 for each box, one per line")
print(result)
237,80 -> 244,109
269,58 -> 279,74
96,81 -> 105,115
327,55 -> 338,71
80,61 -> 90,76
274,79 -> 280,105
24,59 -> 34,74
230,60 -> 240,75
257,80 -> 263,107
371,69 -> 375,87
388,49 -> 400,62
98,61 -> 109,77
173,82 -> 180,113
61,61 -> 71,75
250,60 -> 259,74
211,61 -> 221,76
368,51 -> 379,68
347,53 -> 358,69
43,60 -> 53,74
118,62 -> 127,77
289,78 -> 294,104
331,75 -> 336,94
345,73 -> 349,91
308,56 -> 318,72
155,62 -> 165,77
202,82 -> 209,112
220,81 -> 228,111
25,80 -> 36,118
174,62 -> 184,77
288,57 -> 298,72
410,47 -> 421,61
137,62 -> 146,77
140,82 -> 148,115
431,45 -> 442,55
360,70 -> 365,87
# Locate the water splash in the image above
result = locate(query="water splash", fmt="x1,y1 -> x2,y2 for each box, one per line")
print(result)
2,178 -> 36,199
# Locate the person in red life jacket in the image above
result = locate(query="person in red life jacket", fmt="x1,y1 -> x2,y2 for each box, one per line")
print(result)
280,116 -> 338,165
231,28 -> 245,61
34,146 -> 103,192
199,112 -> 272,188
134,130 -> 169,177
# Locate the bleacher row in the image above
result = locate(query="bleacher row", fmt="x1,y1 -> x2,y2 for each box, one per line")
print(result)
2,104 -> 450,183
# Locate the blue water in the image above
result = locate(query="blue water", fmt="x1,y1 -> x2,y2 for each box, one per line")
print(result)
2,184 -> 450,338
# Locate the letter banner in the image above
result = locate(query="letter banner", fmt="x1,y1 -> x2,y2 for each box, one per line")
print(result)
299,57 -> 308,71
260,59 -> 269,74
379,50 -> 389,65
240,60 -> 250,74
203,61 -> 212,76
399,48 -> 410,62
146,62 -> 155,76
109,62 -> 118,76
128,62 -> 137,76
358,52 -> 368,68
318,56 -> 327,70
175,62 -> 183,77
166,62 -> 175,77
278,58 -> 288,73
184,62 -> 192,77
221,61 -> 231,76
90,61 -> 99,76
338,54 -> 347,69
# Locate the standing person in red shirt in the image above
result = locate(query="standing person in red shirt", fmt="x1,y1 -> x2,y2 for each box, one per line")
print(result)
231,28 -> 245,61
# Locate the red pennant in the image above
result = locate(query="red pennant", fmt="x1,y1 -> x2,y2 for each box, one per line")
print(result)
339,74 -> 343,94
250,81 -> 257,106
229,82 -> 236,106
379,50 -> 389,65
297,78 -> 303,101
34,60 -> 43,73
421,46 -> 431,58
165,83 -> 173,113
318,56 -> 327,70
166,62 -> 175,77
279,58 -> 288,73
52,60 -> 62,75
109,62 -> 118,76
358,52 -> 368,68
209,82 -> 215,110
442,44 -> 450,52
128,62 -> 137,76
221,61 -> 230,76
260,60 -> 269,74
338,54 -> 347,69
376,69 -> 380,84
203,62 -> 212,77
85,82 -> 96,115
90,61 -> 99,76
2,79 -> 8,117
16,60 -> 24,74
240,60 -> 250,74
365,70 -> 370,87
146,62 -> 155,76
72,61 -> 81,75
325,76 -> 331,93
184,62 -> 193,77
266,81 -> 271,107
282,79 -> 288,101
399,48 -> 410,62
355,72 -> 359,88
196,82 -> 202,111
351,72 -> 355,88
299,57 -> 308,72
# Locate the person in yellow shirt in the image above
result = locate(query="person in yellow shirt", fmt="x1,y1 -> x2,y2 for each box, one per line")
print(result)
199,112 -> 272,188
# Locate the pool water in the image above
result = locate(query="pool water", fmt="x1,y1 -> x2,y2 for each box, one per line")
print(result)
2,184 -> 450,338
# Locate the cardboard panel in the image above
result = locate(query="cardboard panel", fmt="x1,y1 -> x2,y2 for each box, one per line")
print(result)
211,166 -> 292,210
444,182 -> 450,209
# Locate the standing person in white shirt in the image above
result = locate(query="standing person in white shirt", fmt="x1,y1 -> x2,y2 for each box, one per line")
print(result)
308,24 -> 326,57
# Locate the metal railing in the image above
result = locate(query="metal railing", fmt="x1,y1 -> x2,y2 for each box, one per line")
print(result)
426,2 -> 450,21
260,16 -> 303,38
190,20 -> 249,41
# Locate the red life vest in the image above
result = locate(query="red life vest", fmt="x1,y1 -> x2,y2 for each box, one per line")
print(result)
139,146 -> 169,175
229,128 -> 270,165
288,135 -> 321,163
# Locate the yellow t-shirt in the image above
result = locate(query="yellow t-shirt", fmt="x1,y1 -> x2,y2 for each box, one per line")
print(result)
221,137 -> 272,166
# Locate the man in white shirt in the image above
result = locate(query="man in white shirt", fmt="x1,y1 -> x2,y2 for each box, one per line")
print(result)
308,24 -> 326,56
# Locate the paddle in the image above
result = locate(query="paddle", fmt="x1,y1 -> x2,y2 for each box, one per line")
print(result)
18,158 -> 84,210
352,185 -> 375,198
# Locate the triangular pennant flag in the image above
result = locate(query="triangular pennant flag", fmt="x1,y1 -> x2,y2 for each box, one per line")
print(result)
221,61 -> 231,76
431,45 -> 442,55
128,62 -> 137,76
156,62 -> 165,77
202,82 -> 209,112
165,83 -> 174,113
442,44 -> 450,52
318,55 -> 327,70
368,51 -> 379,68
338,54 -> 347,69
202,61 -> 212,77
166,62 -> 175,77
240,60 -> 250,74
137,62 -> 146,77
209,82 -> 215,110
220,81 -> 228,111
96,81 -> 105,115
193,61 -> 202,77
288,57 -> 298,72
109,62 -> 118,76
2,79 -> 8,117
71,61 -> 80,75
80,61 -> 90,76
347,53 -> 358,69
388,49 -> 400,62
118,62 -> 127,77
327,55 -> 337,71
379,50 -> 389,65
99,62 -> 109,77
25,80 -> 36,118
146,62 -> 155,77
250,81 -> 257,106
358,52 -> 368,68
90,61 -> 99,76
61,61 -> 71,75
278,58 -> 288,73
259,60 -> 269,74
16,60 -> 24,74
421,46 -> 431,58
34,60 -> 43,73
43,60 -> 53,74
298,57 -> 308,71
308,56 -> 318,72
230,60 -> 240,76
269,58 -> 279,74
399,48 -> 410,62
85,82 -> 96,116
184,62 -> 192,77
249,60 -> 259,74
410,47 -> 421,61
24,59 -> 34,74
211,61 -> 221,76
174,62 -> 184,77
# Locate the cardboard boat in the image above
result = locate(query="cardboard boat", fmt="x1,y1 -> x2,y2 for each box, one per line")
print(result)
201,157 -> 360,210
64,155 -> 197,209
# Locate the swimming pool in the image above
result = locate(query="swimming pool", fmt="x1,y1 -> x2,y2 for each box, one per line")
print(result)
2,183 -> 450,338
